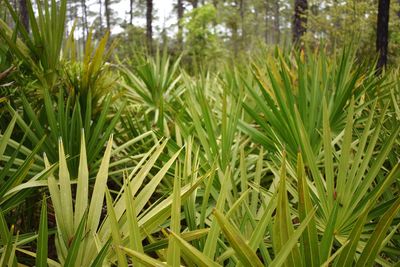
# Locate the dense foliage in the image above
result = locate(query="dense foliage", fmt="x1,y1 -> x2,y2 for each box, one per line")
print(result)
0,0 -> 400,266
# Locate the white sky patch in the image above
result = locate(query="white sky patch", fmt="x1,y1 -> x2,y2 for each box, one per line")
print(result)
85,0 -> 176,35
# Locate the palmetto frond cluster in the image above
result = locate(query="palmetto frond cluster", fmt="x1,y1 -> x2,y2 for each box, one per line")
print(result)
0,0 -> 399,266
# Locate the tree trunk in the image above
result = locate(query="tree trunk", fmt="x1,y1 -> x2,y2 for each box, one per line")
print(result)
105,0 -> 111,31
130,0 -> 134,25
239,0 -> 245,50
18,0 -> 29,32
274,0 -> 280,44
264,0 -> 269,44
376,0 -> 390,73
66,1 -> 76,36
398,0 -> 400,19
81,0 -> 88,42
192,0 -> 198,8
232,6 -> 239,55
146,0 -> 153,51
99,0 -> 103,34
293,0 -> 308,45
177,0 -> 184,49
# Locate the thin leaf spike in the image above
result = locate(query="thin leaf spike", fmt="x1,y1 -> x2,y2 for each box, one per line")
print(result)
45,153 -> 67,247
58,138 -> 74,240
36,195 -> 48,267
203,168 -> 232,259
333,202 -> 371,267
64,210 -> 88,267
87,134 -> 113,233
213,209 -> 264,267
89,240 -> 112,267
297,153 -> 320,266
272,152 -> 302,267
167,166 -> 181,267
319,202 -> 339,262
119,246 -> 168,267
270,207 -> 317,267
123,178 -> 144,258
356,197 -> 400,267
0,115 -> 16,159
75,129 -> 89,230
322,100 -> 334,210
106,189 -> 128,267
168,230 -> 222,267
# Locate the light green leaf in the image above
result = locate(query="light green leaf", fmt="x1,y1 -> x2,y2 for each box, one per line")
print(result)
270,207 -> 317,267
87,135 -> 113,233
36,196 -> 48,267
169,230 -> 222,267
106,189 -> 128,267
213,209 -> 263,267
120,246 -> 167,267
75,130 -> 89,230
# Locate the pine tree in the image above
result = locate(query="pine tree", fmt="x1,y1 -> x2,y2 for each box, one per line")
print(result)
264,0 -> 269,44
18,0 -> 29,32
274,0 -> 280,44
177,0 -> 184,49
239,0 -> 245,49
105,0 -> 111,31
130,0 -> 134,25
191,0 -> 198,8
376,0 -> 390,72
99,0 -> 103,34
146,0 -> 153,50
81,0 -> 88,42
293,0 -> 308,44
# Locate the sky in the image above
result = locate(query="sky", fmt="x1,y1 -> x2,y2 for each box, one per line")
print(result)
65,0 -> 182,39
87,0 -> 176,35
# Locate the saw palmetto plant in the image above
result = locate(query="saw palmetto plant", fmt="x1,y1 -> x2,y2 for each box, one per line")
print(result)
0,0 -> 399,265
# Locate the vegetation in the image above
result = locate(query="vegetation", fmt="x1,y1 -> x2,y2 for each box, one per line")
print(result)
0,0 -> 400,266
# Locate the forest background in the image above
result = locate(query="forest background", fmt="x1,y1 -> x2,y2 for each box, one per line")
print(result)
2,0 -> 397,69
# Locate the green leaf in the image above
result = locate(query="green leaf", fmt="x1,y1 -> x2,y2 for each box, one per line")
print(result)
105,189 -> 128,267
322,100 -> 334,209
87,135 -> 113,232
45,154 -> 67,245
36,196 -> 48,267
333,203 -> 370,267
272,153 -> 302,267
167,166 -> 181,267
297,153 -> 319,266
143,229 -> 209,253
0,115 -> 16,159
356,197 -> 400,266
213,209 -> 264,267
123,179 -> 144,256
320,202 -> 339,261
0,210 -> 17,267
89,239 -> 111,267
57,139 -> 74,239
64,211 -> 87,267
203,168 -> 232,259
168,230 -> 222,267
134,148 -> 182,213
75,130 -> 89,230
120,246 -> 168,267
320,240 -> 349,267
270,207 -> 317,267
